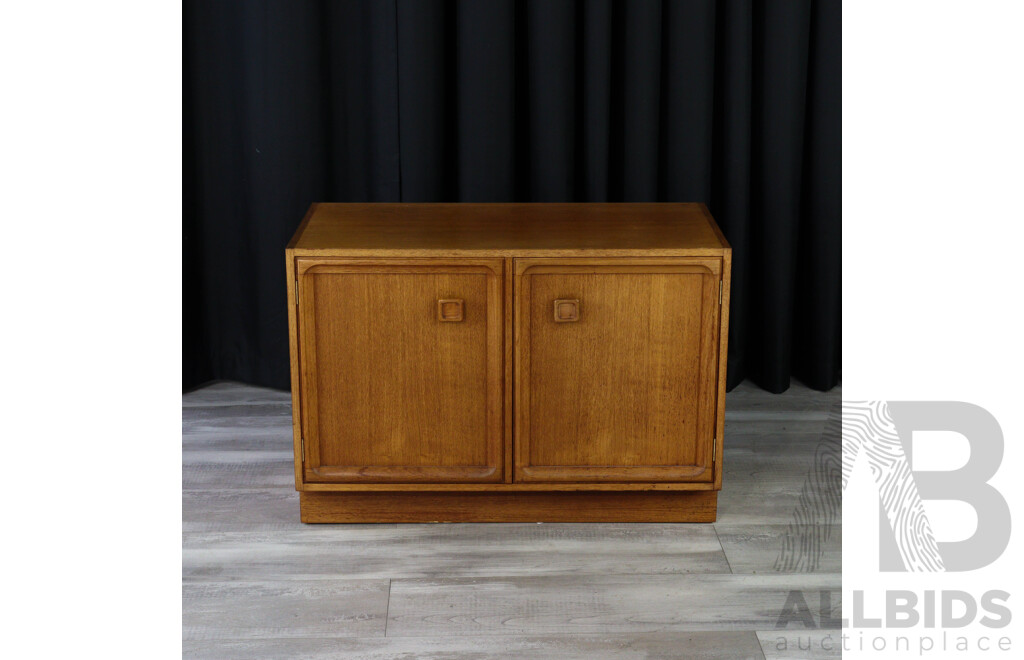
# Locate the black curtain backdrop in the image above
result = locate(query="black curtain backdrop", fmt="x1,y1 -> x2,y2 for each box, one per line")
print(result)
184,0 -> 840,393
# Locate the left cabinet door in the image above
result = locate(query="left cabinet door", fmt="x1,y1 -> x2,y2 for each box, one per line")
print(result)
294,258 -> 505,483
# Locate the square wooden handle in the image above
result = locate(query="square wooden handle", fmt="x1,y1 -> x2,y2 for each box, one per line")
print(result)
437,299 -> 464,322
553,299 -> 580,322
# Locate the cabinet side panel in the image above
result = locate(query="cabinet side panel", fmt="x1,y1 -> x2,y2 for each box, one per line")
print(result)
286,252 -> 303,489
714,250 -> 732,489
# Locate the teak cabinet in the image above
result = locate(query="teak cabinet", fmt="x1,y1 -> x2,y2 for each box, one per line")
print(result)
287,203 -> 731,522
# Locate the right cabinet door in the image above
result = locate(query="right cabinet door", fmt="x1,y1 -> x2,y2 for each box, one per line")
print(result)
514,258 -> 723,483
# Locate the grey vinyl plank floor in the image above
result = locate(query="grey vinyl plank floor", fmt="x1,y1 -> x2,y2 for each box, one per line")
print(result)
183,579 -> 391,640
182,381 -> 293,407
386,573 -> 840,636
183,461 -> 297,490
183,523 -> 731,581
757,631 -> 843,659
183,489 -> 300,530
184,631 -> 766,660
714,525 -> 841,574
183,379 -> 841,659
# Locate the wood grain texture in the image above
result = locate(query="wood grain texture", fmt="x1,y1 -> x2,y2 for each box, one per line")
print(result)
286,248 -> 303,488
183,490 -> 299,530
300,491 -> 718,523
714,249 -> 732,488
503,262 -> 514,483
286,205 -> 733,514
514,258 -> 722,483
185,631 -> 766,660
715,525 -> 842,574
717,389 -> 840,527
300,482 -> 715,492
717,484 -> 834,526
385,574 -> 840,636
436,298 -> 464,322
182,379 -> 841,657
296,258 -> 504,483
182,403 -> 291,439
183,523 -> 732,580
553,298 -> 580,321
183,579 -> 390,640
757,630 -> 842,659
184,461 -> 296,490
288,203 -> 730,256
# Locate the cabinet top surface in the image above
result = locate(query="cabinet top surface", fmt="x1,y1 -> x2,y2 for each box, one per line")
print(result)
287,203 -> 730,255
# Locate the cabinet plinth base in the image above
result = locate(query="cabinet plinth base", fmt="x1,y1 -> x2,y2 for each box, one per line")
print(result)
299,490 -> 718,523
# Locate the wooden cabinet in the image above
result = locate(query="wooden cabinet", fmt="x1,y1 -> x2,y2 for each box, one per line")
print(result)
514,258 -> 721,484
295,258 -> 505,484
287,204 -> 731,522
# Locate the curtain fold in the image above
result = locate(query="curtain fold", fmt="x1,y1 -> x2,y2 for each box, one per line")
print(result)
184,0 -> 841,393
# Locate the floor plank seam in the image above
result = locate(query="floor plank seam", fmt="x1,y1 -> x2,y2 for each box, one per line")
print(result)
712,524 -> 735,574
754,629 -> 770,660
182,381 -> 843,656
383,579 -> 392,638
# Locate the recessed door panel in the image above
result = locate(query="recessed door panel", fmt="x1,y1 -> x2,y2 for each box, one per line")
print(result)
297,258 -> 504,483
515,258 -> 722,482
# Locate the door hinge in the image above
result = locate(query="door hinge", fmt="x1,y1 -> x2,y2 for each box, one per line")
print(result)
712,437 -> 717,462
295,280 -> 299,305
299,437 -> 305,462
718,280 -> 723,305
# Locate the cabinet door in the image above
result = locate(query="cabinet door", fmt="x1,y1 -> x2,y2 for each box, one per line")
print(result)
514,258 -> 722,483
296,258 -> 505,483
